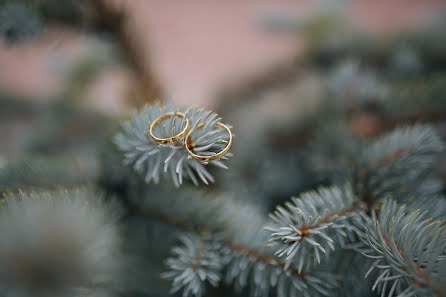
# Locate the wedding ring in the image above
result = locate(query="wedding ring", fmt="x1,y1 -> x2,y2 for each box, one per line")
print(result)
149,112 -> 190,144
185,122 -> 233,162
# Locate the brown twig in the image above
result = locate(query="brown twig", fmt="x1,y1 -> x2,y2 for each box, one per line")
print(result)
285,205 -> 360,241
384,108 -> 446,131
123,197 -> 307,278
382,235 -> 444,297
269,108 -> 446,151
225,241 -> 306,278
91,0 -> 161,105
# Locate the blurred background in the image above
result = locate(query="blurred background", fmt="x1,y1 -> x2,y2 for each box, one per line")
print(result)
1,1 -> 446,296
1,0 -> 446,150
2,0 -> 446,180
2,0 -> 446,209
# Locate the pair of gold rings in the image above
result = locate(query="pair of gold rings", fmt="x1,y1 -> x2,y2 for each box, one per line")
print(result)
149,112 -> 232,162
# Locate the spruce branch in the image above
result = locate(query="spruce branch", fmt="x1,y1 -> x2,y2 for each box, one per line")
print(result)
265,185 -> 363,272
0,188 -> 123,297
114,103 -> 232,187
266,106 -> 446,153
353,124 -> 444,207
382,75 -> 446,121
326,59 -> 387,106
365,125 -> 443,169
123,186 -> 337,297
0,157 -> 92,195
223,246 -> 338,297
359,199 -> 446,297
221,204 -> 339,297
384,107 -> 446,130
0,3 -> 42,43
162,234 -> 224,297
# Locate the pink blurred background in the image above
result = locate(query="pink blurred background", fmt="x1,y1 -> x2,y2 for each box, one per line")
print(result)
1,0 -> 445,113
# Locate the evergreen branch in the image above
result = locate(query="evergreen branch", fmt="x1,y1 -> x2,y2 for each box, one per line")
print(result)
382,75 -> 446,128
0,188 -> 123,296
114,103 -> 232,187
359,199 -> 446,297
365,125 -> 443,169
126,194 -> 297,274
123,189 -> 337,297
92,0 -> 162,104
353,124 -> 444,207
0,2 -> 42,43
162,234 -> 224,297
265,185 -> 363,271
267,108 -> 446,152
130,199 -> 205,234
384,107 -> 446,131
0,157 -> 92,195
223,246 -> 338,297
402,178 -> 446,221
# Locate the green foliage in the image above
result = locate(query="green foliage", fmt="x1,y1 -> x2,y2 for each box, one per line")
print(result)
0,188 -> 123,297
2,11 -> 446,297
115,103 -> 232,187
260,123 -> 445,297
266,185 -> 360,271
0,0 -> 83,43
0,157 -> 92,195
222,246 -> 339,297
353,125 -> 444,204
383,75 -> 446,114
0,3 -> 42,43
162,234 -> 224,297
3,102 -> 445,297
360,199 -> 446,297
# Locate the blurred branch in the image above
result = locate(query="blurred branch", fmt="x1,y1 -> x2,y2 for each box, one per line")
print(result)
91,0 -> 161,105
122,195 -> 307,279
270,108 -> 446,151
384,108 -> 446,130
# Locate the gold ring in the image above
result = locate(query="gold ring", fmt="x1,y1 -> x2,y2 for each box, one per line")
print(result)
149,112 -> 190,144
185,122 -> 232,162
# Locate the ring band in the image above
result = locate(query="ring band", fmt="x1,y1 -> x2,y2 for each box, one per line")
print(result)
149,112 -> 190,144
185,122 -> 233,162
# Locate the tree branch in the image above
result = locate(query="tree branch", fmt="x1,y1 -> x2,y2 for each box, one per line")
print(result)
123,197 -> 307,279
